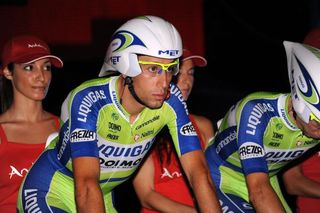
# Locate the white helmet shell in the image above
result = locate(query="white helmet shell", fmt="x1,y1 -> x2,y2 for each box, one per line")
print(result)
99,15 -> 183,77
284,40 -> 320,123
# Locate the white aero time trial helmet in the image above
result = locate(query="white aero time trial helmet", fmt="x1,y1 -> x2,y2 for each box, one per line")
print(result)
284,40 -> 320,123
99,15 -> 183,77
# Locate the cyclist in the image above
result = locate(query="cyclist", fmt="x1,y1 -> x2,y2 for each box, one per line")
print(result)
17,15 -> 220,213
205,41 -> 320,212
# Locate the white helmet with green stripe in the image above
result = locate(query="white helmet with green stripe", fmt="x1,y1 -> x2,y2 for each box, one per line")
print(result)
99,15 -> 182,77
284,40 -> 320,123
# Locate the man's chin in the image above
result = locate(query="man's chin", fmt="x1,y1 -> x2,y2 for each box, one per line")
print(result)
146,101 -> 164,109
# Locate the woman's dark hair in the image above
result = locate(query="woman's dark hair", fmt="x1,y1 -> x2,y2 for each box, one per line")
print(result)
0,63 -> 14,113
154,127 -> 174,166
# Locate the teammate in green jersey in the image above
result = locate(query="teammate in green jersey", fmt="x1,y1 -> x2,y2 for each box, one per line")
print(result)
205,41 -> 320,212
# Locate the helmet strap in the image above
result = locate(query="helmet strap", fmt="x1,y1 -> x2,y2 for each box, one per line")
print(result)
292,109 -> 297,120
124,76 -> 146,106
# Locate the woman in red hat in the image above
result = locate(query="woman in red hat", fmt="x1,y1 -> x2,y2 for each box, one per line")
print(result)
0,35 -> 63,213
133,49 -> 215,213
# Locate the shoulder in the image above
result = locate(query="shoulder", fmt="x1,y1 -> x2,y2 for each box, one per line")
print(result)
67,77 -> 111,103
240,91 -> 281,103
0,112 -> 8,123
72,77 -> 110,94
237,92 -> 283,113
191,114 -> 213,128
190,114 -> 215,145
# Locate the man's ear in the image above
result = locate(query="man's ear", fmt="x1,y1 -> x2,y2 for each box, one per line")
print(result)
3,67 -> 13,80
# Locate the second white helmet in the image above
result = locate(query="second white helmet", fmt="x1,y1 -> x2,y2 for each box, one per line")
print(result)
99,15 -> 183,77
284,40 -> 320,123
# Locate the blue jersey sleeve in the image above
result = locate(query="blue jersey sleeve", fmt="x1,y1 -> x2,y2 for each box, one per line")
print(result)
68,86 -> 108,158
166,84 -> 202,156
237,99 -> 274,175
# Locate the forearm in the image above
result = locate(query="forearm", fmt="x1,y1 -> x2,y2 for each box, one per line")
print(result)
284,175 -> 320,197
249,183 -> 285,213
189,170 -> 221,213
141,190 -> 196,213
181,151 -> 221,213
75,181 -> 105,213
283,164 -> 320,197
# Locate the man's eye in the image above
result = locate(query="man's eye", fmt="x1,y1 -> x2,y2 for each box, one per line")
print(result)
167,66 -> 175,72
148,65 -> 160,73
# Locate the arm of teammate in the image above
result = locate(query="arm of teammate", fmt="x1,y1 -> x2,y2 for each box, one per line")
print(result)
73,156 -> 105,213
180,150 -> 222,213
133,153 -> 197,213
246,172 -> 285,213
193,115 -> 215,145
282,162 -> 320,197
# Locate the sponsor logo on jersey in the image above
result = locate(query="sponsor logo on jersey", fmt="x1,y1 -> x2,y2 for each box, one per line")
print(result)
58,126 -> 69,160
108,122 -> 121,132
304,140 -> 318,145
239,142 -> 265,160
216,130 -> 236,154
77,90 -> 107,123
180,122 -> 197,136
99,139 -> 154,171
246,103 -> 274,136
268,142 -> 280,147
111,89 -> 127,119
141,130 -> 154,138
276,123 -> 283,130
70,128 -> 96,142
242,203 -> 254,210
111,112 -> 119,121
219,200 -> 235,213
106,133 -> 119,140
135,115 -> 160,130
134,134 -> 140,142
279,108 -> 296,130
272,132 -> 283,139
265,147 -> 305,163
23,189 -> 41,213
170,85 -> 188,115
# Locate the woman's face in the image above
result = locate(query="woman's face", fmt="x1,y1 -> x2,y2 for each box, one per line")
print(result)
176,59 -> 194,101
7,58 -> 52,101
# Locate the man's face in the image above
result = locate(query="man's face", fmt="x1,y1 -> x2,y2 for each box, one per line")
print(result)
133,55 -> 177,109
296,115 -> 320,139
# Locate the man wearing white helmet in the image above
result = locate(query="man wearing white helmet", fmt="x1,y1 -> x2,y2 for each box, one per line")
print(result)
205,41 -> 320,212
17,15 -> 221,213
281,28 -> 320,213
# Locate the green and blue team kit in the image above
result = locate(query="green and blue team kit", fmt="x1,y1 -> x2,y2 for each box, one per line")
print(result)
205,92 -> 320,213
17,76 -> 201,213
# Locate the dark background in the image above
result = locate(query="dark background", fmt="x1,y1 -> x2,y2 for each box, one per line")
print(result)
2,0 -> 320,212
191,0 -> 319,123
45,0 -> 320,124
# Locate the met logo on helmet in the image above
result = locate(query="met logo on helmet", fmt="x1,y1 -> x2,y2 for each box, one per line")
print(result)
158,50 -> 179,56
110,56 -> 120,65
296,56 -> 320,108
